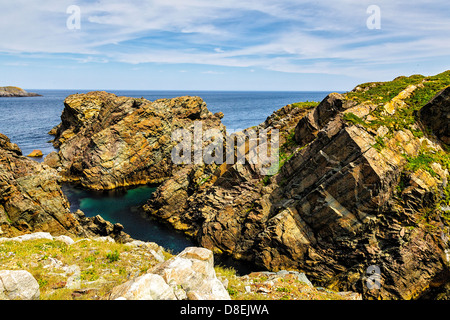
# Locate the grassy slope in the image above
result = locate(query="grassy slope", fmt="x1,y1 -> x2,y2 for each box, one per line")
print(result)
343,71 -> 450,209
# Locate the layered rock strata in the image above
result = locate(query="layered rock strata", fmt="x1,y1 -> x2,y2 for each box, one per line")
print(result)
0,133 -> 129,241
47,91 -> 225,190
143,80 -> 450,299
42,74 -> 450,299
419,86 -> 450,146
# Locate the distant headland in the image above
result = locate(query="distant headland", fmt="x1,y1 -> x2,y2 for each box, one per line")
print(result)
0,86 -> 41,97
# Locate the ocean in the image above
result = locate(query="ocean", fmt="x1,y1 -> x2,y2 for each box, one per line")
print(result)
0,89 -> 330,272
0,89 -> 330,158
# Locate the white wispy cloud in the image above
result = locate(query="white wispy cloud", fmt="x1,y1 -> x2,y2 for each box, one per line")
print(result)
0,0 -> 449,80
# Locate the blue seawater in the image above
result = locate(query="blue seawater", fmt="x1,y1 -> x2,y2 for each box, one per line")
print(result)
0,89 -> 330,158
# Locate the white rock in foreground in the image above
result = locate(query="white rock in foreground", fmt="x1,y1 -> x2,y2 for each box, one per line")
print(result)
109,273 -> 177,300
108,247 -> 230,300
0,232 -> 54,243
0,270 -> 40,300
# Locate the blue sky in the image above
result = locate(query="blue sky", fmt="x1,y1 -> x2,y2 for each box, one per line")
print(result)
0,0 -> 449,91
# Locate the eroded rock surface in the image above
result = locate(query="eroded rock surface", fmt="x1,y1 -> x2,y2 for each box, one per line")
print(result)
108,247 -> 230,300
48,91 -> 225,190
143,85 -> 450,299
39,77 -> 450,299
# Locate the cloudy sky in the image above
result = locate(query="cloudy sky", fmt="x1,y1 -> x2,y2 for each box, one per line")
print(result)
0,0 -> 449,91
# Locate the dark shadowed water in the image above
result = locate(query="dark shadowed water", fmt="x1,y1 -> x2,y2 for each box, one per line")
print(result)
60,183 -> 194,253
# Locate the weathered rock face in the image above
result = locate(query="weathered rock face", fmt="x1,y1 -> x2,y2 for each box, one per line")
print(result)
419,86 -> 450,146
108,247 -> 230,300
0,133 -> 81,237
31,80 -> 448,299
143,86 -> 450,299
48,91 -> 225,190
0,133 -> 129,241
143,102 -> 313,242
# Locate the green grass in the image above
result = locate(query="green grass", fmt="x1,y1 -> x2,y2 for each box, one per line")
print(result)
106,250 -> 120,263
403,149 -> 450,209
372,136 -> 386,152
290,101 -> 319,109
404,150 -> 450,178
345,74 -> 426,104
406,70 -> 450,108
342,70 -> 450,145
0,238 -> 168,300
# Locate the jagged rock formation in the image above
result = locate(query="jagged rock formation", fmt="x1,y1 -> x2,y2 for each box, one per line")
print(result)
47,91 -> 225,190
0,133 -> 129,241
40,72 -> 450,299
143,73 -> 450,299
0,270 -> 40,300
0,86 -> 41,97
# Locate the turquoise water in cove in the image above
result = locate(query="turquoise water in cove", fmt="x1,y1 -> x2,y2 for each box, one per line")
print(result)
60,183 -> 195,253
1,89 -> 332,274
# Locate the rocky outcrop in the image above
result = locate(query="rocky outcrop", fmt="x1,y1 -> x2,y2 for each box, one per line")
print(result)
27,150 -> 43,157
293,92 -> 356,145
0,133 -> 81,237
143,75 -> 450,299
108,247 -> 230,300
419,86 -> 450,146
0,86 -> 41,97
47,91 -> 225,190
0,133 -> 129,242
143,102 -> 314,236
32,74 -> 449,299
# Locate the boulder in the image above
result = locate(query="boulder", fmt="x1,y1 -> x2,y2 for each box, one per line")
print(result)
0,232 -> 54,243
49,92 -> 225,190
27,150 -> 43,157
108,273 -> 177,300
108,247 -> 230,300
0,270 -> 40,300
0,86 -> 41,97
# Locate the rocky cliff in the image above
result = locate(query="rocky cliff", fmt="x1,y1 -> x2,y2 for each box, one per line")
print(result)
47,91 -> 224,190
0,133 -> 129,241
0,86 -> 41,97
142,72 -> 450,299
42,72 -> 450,299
